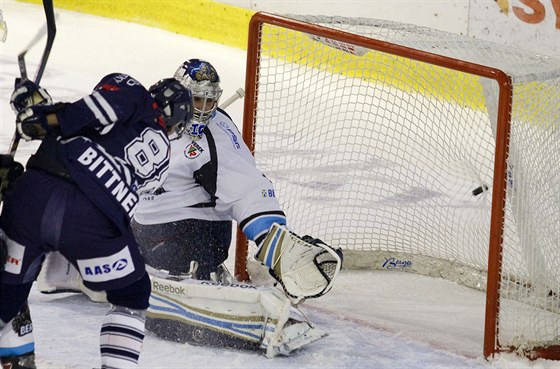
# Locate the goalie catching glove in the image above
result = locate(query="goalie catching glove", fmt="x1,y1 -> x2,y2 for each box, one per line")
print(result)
255,223 -> 343,299
10,78 -> 64,141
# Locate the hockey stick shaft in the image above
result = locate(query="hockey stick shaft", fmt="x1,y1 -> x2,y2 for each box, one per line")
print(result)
219,88 -> 245,109
34,0 -> 56,85
9,0 -> 57,157
17,17 -> 54,80
18,28 -> 45,80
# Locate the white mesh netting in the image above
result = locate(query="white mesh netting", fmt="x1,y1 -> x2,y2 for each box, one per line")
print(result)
245,14 -> 559,355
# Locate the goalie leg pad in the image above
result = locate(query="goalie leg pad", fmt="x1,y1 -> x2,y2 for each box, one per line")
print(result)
145,274 -> 327,357
37,251 -> 81,294
37,251 -> 107,303
145,316 -> 261,351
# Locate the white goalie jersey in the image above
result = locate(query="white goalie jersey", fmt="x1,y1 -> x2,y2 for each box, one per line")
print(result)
134,108 -> 286,240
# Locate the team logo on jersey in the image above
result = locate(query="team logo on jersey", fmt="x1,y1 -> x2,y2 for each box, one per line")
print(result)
77,247 -> 135,283
185,141 -> 204,159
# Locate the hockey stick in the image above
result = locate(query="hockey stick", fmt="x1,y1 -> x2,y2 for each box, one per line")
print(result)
8,0 -> 57,157
219,88 -> 245,109
17,20 -> 51,80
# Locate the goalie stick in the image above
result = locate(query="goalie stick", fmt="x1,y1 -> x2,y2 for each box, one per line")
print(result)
219,88 -> 245,109
8,0 -> 57,157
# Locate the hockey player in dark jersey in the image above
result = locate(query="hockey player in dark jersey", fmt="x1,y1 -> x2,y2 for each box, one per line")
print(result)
0,74 -> 193,369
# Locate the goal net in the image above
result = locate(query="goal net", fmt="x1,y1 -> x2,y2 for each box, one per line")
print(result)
235,12 -> 560,359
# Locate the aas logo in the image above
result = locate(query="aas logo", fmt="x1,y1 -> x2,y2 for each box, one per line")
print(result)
113,258 -> 129,271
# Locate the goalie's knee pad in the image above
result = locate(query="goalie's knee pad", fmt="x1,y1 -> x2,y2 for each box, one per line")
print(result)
106,272 -> 151,310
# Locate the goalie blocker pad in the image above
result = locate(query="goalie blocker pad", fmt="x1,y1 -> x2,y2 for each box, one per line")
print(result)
146,268 -> 327,358
255,223 -> 343,299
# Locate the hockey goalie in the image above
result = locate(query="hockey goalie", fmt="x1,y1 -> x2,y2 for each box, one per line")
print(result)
38,224 -> 343,358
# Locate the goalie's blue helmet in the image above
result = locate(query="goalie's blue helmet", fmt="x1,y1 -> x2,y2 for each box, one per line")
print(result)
174,59 -> 223,132
149,78 -> 194,130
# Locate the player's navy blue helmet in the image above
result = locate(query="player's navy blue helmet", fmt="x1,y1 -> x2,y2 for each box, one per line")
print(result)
149,78 -> 194,131
174,59 -> 223,130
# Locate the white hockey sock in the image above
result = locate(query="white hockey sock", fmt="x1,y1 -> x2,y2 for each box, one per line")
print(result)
100,305 -> 145,369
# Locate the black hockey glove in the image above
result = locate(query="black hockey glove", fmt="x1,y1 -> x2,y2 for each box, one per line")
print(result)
11,78 -> 65,141
0,154 -> 24,203
10,78 -> 52,114
16,103 -> 65,141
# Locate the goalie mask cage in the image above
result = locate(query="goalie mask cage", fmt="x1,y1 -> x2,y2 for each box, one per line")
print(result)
234,12 -> 560,359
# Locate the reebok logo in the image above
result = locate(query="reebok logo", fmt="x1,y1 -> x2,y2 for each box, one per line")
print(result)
152,281 -> 186,295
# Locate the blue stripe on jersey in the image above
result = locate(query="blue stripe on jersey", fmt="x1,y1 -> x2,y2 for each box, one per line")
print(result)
242,215 -> 286,241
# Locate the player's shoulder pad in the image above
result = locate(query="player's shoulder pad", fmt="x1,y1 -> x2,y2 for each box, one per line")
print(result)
94,73 -> 145,92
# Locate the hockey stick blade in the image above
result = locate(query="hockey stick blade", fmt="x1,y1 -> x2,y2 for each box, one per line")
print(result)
9,0 -> 57,157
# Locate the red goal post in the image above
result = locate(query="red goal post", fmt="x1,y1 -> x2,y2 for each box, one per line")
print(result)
235,12 -> 559,359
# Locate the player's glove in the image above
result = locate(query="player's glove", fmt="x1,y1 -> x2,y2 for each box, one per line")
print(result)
255,223 -> 343,300
16,104 -> 65,141
0,154 -> 24,203
11,78 -> 65,141
17,106 -> 50,141
10,78 -> 52,114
